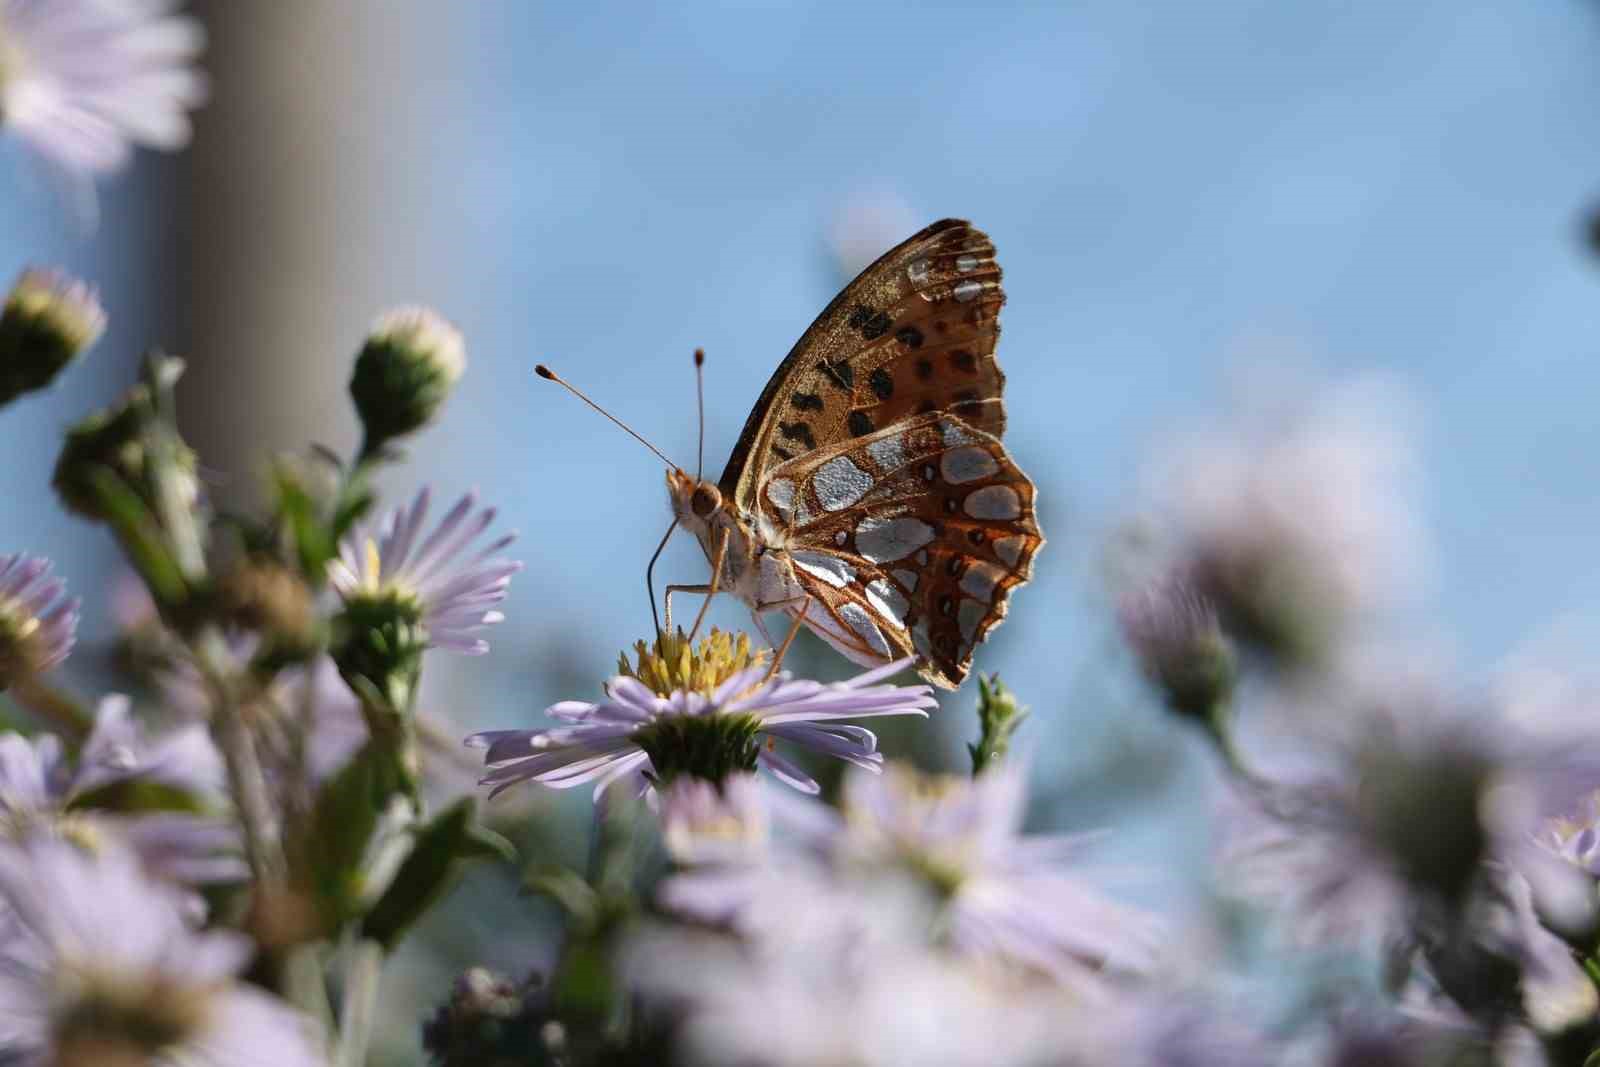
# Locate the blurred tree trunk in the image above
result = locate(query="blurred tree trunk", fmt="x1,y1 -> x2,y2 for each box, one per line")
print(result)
177,2 -> 460,507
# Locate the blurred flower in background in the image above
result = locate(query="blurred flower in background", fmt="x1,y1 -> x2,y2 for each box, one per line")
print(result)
0,838 -> 320,1067
1130,373 -> 1425,673
0,551 -> 78,690
0,268 -> 104,407
0,0 -> 205,177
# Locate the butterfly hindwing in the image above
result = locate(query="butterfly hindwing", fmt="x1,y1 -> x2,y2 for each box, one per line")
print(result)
758,412 -> 1043,688
719,219 -> 1007,507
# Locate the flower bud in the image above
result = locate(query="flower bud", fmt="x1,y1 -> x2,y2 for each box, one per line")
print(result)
51,384 -> 168,520
0,269 -> 105,407
1119,577 -> 1237,721
348,307 -> 464,453
421,967 -> 545,1067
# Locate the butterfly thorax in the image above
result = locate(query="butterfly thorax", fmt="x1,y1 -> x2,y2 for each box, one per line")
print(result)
666,469 -> 801,614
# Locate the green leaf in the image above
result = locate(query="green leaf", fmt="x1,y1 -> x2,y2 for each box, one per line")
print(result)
273,469 -> 336,580
303,739 -> 406,921
69,780 -> 208,816
360,797 -> 512,949
85,467 -> 187,603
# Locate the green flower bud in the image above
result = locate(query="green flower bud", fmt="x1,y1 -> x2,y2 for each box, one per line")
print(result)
348,307 -> 465,454
1119,578 -> 1237,722
51,384 -> 175,520
0,268 -> 106,407
52,385 -> 154,519
330,586 -> 427,717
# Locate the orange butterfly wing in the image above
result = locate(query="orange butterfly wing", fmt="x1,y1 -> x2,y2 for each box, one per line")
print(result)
720,219 -> 1042,688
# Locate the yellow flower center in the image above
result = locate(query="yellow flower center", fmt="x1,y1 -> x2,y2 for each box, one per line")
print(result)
845,765 -> 977,896
0,594 -> 47,689
618,628 -> 768,698
52,963 -> 215,1065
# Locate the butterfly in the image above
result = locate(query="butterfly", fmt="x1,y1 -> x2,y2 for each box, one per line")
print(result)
663,219 -> 1044,689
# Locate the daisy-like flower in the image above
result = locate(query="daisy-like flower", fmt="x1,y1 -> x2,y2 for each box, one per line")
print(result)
0,695 -> 239,885
0,838 -> 322,1067
470,628 -> 938,800
1118,575 -> 1236,721
0,268 -> 105,406
835,764 -> 1160,978
1139,373 -> 1423,668
0,552 -> 78,690
1223,720 -> 1493,955
0,0 -> 206,182
749,762 -> 1159,981
657,772 -> 770,866
627,876 -> 1085,1067
329,487 -> 520,657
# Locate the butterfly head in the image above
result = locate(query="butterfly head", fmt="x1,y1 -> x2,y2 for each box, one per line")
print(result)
666,468 -> 724,526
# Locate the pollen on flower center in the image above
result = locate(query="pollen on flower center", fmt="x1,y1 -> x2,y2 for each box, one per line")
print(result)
618,628 -> 769,698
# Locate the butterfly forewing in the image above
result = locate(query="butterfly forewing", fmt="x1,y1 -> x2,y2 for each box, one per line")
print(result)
758,412 -> 1043,688
716,218 -> 1041,688
720,219 -> 1007,504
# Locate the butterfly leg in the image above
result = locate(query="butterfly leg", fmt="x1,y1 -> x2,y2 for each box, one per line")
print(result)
762,599 -> 811,683
666,528 -> 730,637
749,594 -> 812,654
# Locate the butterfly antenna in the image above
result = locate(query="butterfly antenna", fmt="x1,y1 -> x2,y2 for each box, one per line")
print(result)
693,347 -> 706,482
535,364 -> 676,469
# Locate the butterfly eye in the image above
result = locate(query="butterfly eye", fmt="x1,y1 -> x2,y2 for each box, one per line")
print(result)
691,484 -> 722,517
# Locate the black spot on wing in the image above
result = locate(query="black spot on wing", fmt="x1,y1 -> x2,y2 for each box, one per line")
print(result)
791,392 -> 824,412
848,410 -> 874,437
817,359 -> 854,393
895,326 -> 924,349
869,367 -> 894,401
847,304 -> 893,340
779,421 -> 817,450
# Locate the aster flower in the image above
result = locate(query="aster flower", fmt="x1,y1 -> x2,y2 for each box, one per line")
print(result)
0,838 -> 322,1066
0,0 -> 206,182
1138,373 -> 1423,668
470,628 -> 937,800
1118,574 -> 1236,721
1221,694 -> 1496,955
624,881 -> 1081,1067
329,487 -> 520,657
0,552 -> 78,690
0,695 -> 239,884
659,760 -> 1160,986
0,268 -> 105,406
838,763 -> 1161,977
657,772 -> 770,866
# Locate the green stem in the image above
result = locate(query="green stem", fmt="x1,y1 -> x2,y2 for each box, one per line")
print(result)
335,935 -> 383,1067
9,676 -> 93,739
196,628 -> 286,887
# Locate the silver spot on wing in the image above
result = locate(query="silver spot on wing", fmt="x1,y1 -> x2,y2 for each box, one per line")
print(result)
855,516 -> 936,563
940,446 -> 999,485
963,485 -> 1021,521
815,455 -> 873,512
